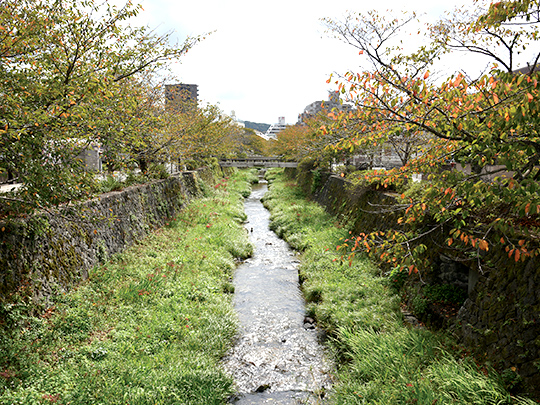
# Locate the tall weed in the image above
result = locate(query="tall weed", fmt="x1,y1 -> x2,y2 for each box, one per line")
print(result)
0,171 -> 253,404
263,168 -> 536,405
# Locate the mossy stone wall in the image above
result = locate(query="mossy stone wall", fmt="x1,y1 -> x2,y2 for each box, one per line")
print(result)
304,171 -> 540,394
0,168 -> 215,304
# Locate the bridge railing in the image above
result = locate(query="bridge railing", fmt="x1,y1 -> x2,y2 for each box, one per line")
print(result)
219,157 -> 298,168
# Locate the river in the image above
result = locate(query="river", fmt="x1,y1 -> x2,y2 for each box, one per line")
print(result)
223,177 -> 333,404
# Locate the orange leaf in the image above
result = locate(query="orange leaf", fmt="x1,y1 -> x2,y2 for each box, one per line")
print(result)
527,93 -> 534,102
478,239 -> 489,251
424,71 -> 430,80
515,249 -> 521,262
448,238 -> 453,246
493,94 -> 499,104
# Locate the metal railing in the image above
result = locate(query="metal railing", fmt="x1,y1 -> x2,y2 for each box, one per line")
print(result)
219,157 -> 298,168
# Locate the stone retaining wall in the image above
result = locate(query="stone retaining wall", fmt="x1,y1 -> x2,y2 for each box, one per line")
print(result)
301,170 -> 540,395
0,169 -> 216,304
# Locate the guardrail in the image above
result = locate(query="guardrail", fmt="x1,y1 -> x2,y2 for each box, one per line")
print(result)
219,158 -> 298,168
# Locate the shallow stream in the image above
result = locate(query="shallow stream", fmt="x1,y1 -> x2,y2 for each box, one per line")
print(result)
223,178 -> 333,404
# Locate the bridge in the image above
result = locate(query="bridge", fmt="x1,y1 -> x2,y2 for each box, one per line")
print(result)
219,157 -> 298,168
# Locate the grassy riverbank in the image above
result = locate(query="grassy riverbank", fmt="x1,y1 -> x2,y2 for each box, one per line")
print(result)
0,170 -> 257,405
262,169 -> 536,405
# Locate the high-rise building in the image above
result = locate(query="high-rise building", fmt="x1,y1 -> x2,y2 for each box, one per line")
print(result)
265,117 -> 287,139
297,91 -> 353,124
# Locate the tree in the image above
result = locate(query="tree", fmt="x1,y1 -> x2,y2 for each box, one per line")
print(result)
167,103 -> 238,164
227,127 -> 271,157
0,0 -> 201,214
270,124 -> 311,161
323,0 -> 540,273
268,112 -> 360,169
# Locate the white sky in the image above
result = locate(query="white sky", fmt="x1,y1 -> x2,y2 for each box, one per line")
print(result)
132,0 -> 485,124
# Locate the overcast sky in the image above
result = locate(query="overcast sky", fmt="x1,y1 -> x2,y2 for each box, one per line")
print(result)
134,0 -> 472,125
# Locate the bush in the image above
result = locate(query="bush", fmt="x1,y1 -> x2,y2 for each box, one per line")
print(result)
99,175 -> 123,193
146,163 -> 169,179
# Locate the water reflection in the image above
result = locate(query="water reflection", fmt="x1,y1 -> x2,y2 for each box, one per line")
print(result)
223,179 -> 333,404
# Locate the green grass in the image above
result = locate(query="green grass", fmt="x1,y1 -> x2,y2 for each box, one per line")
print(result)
0,170 -> 256,405
262,168 -> 537,405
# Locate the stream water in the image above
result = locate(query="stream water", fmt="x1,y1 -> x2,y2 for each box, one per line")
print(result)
223,177 -> 333,404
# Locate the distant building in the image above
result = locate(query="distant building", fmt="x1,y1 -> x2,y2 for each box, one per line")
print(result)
79,141 -> 103,172
230,110 -> 245,128
297,91 -> 353,124
165,84 -> 198,110
265,117 -> 287,139
512,63 -> 539,75
254,130 -> 268,140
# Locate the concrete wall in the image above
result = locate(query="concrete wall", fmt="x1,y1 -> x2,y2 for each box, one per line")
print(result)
0,169 -> 215,304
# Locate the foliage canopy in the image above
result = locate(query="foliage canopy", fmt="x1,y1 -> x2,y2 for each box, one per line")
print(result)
322,0 -> 540,273
0,0 -> 243,216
